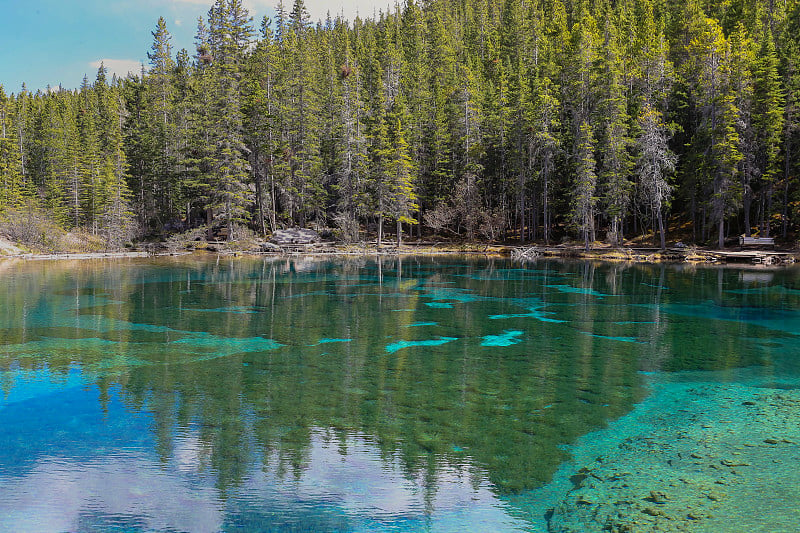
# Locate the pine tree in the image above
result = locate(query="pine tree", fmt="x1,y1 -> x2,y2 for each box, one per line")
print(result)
596,10 -> 633,246
531,0 -> 568,244
751,25 -> 784,237
564,12 -> 600,247
243,16 -> 279,235
206,0 -> 254,238
0,87 -> 26,213
781,3 -> 800,236
147,16 -> 179,222
331,16 -> 369,240
683,14 -> 743,248
3,0 -> 800,247
573,121 -> 598,251
636,104 -> 676,250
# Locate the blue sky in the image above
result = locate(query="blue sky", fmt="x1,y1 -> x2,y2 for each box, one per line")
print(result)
1,0 -> 390,93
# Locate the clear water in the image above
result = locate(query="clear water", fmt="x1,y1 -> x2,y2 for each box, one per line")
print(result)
1,256 -> 799,532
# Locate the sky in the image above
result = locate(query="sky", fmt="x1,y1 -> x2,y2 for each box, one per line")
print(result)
0,0 -> 391,93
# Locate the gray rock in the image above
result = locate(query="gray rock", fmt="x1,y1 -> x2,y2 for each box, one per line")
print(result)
258,242 -> 282,253
270,228 -> 322,245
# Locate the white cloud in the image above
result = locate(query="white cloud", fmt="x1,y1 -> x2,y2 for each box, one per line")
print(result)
90,59 -> 146,79
158,0 -> 394,25
313,0 -> 394,20
175,18 -> 184,26
0,431 -> 526,532
245,0 -> 394,23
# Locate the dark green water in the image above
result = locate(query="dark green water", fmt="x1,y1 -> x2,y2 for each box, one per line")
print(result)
1,256 -> 798,531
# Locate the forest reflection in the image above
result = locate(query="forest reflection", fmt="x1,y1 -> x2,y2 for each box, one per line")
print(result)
1,255 -> 795,504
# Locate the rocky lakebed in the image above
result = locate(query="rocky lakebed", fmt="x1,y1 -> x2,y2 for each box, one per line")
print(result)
513,367 -> 800,532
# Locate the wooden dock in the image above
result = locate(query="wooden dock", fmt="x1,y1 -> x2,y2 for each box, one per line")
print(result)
708,250 -> 795,265
509,245 -> 797,265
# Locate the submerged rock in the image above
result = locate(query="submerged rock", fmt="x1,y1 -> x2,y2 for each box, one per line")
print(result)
647,490 -> 670,504
544,379 -> 800,533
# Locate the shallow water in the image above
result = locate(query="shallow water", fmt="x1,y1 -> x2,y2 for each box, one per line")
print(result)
1,256 -> 799,532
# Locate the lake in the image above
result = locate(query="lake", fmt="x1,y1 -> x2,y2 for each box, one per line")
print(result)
1,256 -> 799,532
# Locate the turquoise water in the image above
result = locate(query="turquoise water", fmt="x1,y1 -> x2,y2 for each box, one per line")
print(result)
1,256 -> 799,532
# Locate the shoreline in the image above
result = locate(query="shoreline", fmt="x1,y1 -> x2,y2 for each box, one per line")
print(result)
0,237 -> 800,266
1,243 -> 798,267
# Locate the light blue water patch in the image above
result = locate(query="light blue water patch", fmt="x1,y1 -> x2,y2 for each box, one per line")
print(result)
18,294 -> 126,315
426,302 -> 454,309
15,313 -> 188,337
490,306 -> 565,323
455,268 -> 572,281
269,274 -> 368,285
640,302 -> 800,336
68,296 -> 127,310
405,322 -> 439,328
93,355 -> 151,370
417,287 -> 481,303
179,306 -> 262,314
280,291 -> 335,300
355,292 -> 415,300
581,332 -> 645,344
1,336 -> 122,356
0,367 -> 89,406
392,309 -> 417,312
386,337 -> 458,354
312,338 -> 352,346
171,333 -> 285,355
546,284 -> 608,298
726,285 -> 800,296
481,331 -> 524,347
641,283 -> 669,290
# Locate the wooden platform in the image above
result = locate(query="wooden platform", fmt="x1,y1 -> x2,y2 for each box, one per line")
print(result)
710,250 -> 795,265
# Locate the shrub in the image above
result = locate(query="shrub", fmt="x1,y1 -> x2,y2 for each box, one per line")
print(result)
0,208 -> 65,252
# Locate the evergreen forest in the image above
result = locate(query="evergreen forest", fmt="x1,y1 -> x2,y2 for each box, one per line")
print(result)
1,0 -> 800,250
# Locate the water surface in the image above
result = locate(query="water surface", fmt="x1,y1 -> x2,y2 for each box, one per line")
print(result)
1,256 -> 799,531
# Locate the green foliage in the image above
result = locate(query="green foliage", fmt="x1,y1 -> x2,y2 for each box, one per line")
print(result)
3,0 -> 800,246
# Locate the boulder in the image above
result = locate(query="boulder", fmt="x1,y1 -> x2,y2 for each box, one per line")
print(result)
270,228 -> 322,245
259,242 -> 282,253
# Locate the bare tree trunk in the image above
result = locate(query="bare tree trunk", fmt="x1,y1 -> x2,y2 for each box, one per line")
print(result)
658,210 -> 666,251
783,155 -> 790,238
377,214 -> 383,249
743,193 -> 752,237
254,152 -> 267,237
396,219 -> 402,247
543,168 -> 550,245
765,186 -> 773,237
269,171 -> 277,232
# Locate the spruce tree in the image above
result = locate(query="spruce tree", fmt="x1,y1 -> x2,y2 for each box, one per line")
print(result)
573,121 -> 598,251
0,87 -> 26,213
206,0 -> 254,238
596,12 -> 633,247
752,25 -> 784,237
